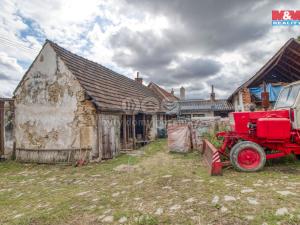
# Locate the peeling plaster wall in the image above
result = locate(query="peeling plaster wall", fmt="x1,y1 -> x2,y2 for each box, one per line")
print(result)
14,43 -> 97,162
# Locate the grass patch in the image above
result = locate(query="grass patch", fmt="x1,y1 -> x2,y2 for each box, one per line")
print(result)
0,138 -> 300,225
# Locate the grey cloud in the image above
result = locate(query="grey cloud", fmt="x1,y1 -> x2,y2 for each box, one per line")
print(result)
141,57 -> 221,88
107,0 -> 280,99
110,28 -> 176,70
246,49 -> 272,63
173,58 -> 221,79
0,73 -> 12,81
124,0 -> 273,53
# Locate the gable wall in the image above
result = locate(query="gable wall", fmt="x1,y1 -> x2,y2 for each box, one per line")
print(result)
14,43 -> 97,162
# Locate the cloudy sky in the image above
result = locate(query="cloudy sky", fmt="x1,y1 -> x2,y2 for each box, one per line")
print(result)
0,0 -> 299,99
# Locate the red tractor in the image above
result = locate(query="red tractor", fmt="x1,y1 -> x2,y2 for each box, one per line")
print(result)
213,82 -> 300,173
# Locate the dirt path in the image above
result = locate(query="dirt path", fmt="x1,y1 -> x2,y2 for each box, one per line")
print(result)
0,139 -> 300,225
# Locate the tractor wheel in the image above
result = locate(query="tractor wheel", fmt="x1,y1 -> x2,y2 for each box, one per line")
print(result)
230,141 -> 266,172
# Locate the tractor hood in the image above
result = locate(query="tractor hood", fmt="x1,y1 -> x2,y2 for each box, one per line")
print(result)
231,109 -> 290,134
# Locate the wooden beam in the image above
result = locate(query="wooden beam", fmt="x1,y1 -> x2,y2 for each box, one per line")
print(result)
143,114 -> 146,141
280,59 -> 300,74
132,113 -> 136,149
277,64 -> 300,81
278,61 -> 300,78
282,54 -> 300,69
122,115 -> 127,149
126,115 -> 130,139
248,63 -> 277,87
286,47 -> 300,58
273,67 -> 294,82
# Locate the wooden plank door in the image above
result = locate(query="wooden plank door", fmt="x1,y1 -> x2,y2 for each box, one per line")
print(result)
101,116 -> 113,159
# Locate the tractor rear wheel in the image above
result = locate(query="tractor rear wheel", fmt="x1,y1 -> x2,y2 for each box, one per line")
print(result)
230,141 -> 266,172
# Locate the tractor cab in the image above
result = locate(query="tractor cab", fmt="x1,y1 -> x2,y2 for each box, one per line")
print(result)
274,81 -> 300,129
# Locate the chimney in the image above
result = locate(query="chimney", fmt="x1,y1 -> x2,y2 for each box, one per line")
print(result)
135,71 -> 143,84
171,88 -> 174,95
180,86 -> 185,100
210,85 -> 216,102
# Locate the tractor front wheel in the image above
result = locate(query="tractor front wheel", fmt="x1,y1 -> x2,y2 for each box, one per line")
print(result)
230,141 -> 266,172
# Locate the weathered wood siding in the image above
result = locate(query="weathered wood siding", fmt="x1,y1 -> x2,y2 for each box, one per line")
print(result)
14,43 -> 97,163
97,114 -> 121,159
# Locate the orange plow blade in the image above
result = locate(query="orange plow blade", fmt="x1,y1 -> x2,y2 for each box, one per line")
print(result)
201,139 -> 223,176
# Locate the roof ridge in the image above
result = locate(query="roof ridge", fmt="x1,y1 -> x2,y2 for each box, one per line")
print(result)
47,40 -> 125,77
47,40 -> 156,94
45,40 -> 161,112
148,81 -> 179,101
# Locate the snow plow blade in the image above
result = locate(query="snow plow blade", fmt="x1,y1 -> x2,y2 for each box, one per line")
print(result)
201,139 -> 222,176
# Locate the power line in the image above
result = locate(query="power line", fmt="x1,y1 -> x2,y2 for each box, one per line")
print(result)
0,42 -> 38,55
0,36 -> 40,54
0,35 -> 41,50
0,40 -> 39,53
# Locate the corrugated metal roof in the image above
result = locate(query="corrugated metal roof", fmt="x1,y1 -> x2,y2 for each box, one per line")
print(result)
167,99 -> 233,114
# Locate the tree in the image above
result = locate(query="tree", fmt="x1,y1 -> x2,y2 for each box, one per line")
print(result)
298,36 -> 300,42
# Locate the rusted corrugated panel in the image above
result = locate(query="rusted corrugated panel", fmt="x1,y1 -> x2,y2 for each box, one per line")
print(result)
47,40 -> 160,113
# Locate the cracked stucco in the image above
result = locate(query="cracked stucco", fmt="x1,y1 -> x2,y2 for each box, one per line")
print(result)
14,43 -> 97,158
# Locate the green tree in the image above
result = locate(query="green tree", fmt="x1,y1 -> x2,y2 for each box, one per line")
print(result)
298,36 -> 300,42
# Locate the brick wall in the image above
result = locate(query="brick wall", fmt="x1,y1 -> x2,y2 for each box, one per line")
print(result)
241,87 -> 252,111
241,87 -> 251,104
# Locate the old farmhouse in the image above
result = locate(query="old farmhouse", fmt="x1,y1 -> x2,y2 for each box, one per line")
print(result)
13,40 -> 161,163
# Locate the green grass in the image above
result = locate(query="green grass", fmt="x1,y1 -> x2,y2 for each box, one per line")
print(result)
0,139 -> 300,225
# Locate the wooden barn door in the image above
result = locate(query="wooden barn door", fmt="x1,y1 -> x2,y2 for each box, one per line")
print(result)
102,122 -> 113,159
98,114 -> 121,160
0,101 -> 4,156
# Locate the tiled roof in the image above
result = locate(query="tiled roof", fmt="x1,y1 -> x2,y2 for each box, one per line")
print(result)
148,82 -> 179,102
167,99 -> 233,114
48,40 -> 160,113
